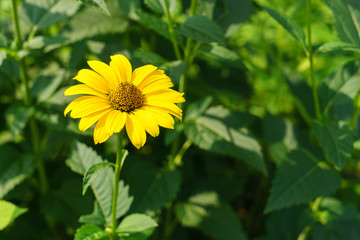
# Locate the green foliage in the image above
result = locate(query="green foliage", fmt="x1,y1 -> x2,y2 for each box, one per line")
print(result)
74,224 -> 107,240
79,0 -> 111,16
265,149 -> 341,213
5,104 -> 34,138
117,214 -> 157,235
185,105 -> 266,175
82,162 -> 113,195
0,200 -> 27,231
66,141 -> 133,224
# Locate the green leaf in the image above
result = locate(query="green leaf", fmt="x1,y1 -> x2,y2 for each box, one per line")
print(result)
185,96 -> 213,121
317,42 -> 360,55
133,50 -> 167,67
79,0 -> 111,16
47,7 -> 128,50
319,64 -> 360,111
117,0 -> 141,20
31,69 -> 65,103
159,60 -> 186,84
74,224 -> 107,240
0,145 -> 35,198
144,0 -> 166,14
197,0 -> 216,19
199,43 -> 247,70
0,200 -> 28,231
199,204 -> 248,240
19,0 -> 81,34
219,0 -> 252,36
66,141 -> 133,224
265,149 -> 341,213
82,162 -> 113,195
127,161 -> 181,213
136,10 -> 171,40
117,214 -> 157,234
25,36 -> 68,51
262,6 -> 307,51
180,15 -> 226,45
184,105 -> 267,175
79,201 -> 106,226
5,104 -> 34,138
312,121 -> 353,170
323,0 -> 360,46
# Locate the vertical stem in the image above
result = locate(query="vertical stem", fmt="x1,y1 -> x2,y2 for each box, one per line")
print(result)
164,0 -> 181,60
11,0 -> 48,194
307,0 -> 321,119
111,130 -> 125,240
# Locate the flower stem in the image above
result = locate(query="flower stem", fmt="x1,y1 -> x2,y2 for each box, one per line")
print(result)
307,0 -> 321,119
11,0 -> 48,194
164,0 -> 181,60
111,130 -> 125,240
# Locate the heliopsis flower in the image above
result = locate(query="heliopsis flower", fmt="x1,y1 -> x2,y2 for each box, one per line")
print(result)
64,54 -> 184,149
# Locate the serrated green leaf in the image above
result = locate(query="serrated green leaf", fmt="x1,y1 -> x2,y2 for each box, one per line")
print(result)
25,36 -> 68,51
144,0 -> 166,14
66,141 -> 133,224
0,147 -> 35,198
117,214 -> 157,234
181,15 -> 226,45
79,0 -> 111,16
185,96 -> 213,121
199,43 -> 247,70
79,201 -> 106,226
262,6 -> 307,51
127,162 -> 181,213
317,42 -> 360,55
19,0 -> 81,35
312,121 -> 353,170
31,69 -> 65,103
185,105 -> 267,175
74,224 -> 107,240
5,104 -> 34,138
136,10 -> 171,40
46,7 -> 128,51
82,162 -> 113,195
323,0 -> 360,46
265,149 -> 341,213
0,200 -> 28,231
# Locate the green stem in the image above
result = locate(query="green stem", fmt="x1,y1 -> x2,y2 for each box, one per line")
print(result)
350,96 -> 360,130
307,0 -> 321,119
164,0 -> 181,60
11,0 -> 48,194
111,131 -> 125,240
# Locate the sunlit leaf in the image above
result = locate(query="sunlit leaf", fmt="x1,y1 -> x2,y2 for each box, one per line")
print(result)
0,200 -> 28,231
185,105 -> 267,175
82,162 -> 113,195
74,224 -> 107,240
5,104 -> 34,138
136,10 -> 171,40
79,0 -> 111,16
317,42 -> 360,55
117,214 -> 157,234
31,69 -> 65,103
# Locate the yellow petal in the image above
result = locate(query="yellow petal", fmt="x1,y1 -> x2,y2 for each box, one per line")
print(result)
74,69 -> 109,93
137,70 -> 172,90
64,84 -> 107,99
78,109 -> 111,132
133,108 -> 159,137
145,89 -> 185,103
69,97 -> 111,118
144,100 -> 182,120
94,112 -> 111,144
110,54 -> 132,83
141,79 -> 174,94
64,96 -> 93,116
126,113 -> 146,149
143,106 -> 175,129
104,110 -> 127,135
131,65 -> 158,86
88,60 -> 118,89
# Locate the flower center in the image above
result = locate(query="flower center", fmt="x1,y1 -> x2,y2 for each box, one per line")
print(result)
108,82 -> 144,112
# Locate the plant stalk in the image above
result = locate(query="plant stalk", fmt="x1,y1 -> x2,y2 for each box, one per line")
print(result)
164,0 -> 181,60
11,0 -> 48,194
111,130 -> 125,240
307,0 -> 321,119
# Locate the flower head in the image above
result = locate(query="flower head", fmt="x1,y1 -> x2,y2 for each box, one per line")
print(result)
64,54 -> 184,149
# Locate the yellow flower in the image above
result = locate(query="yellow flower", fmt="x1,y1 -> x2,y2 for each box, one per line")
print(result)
64,54 -> 184,149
